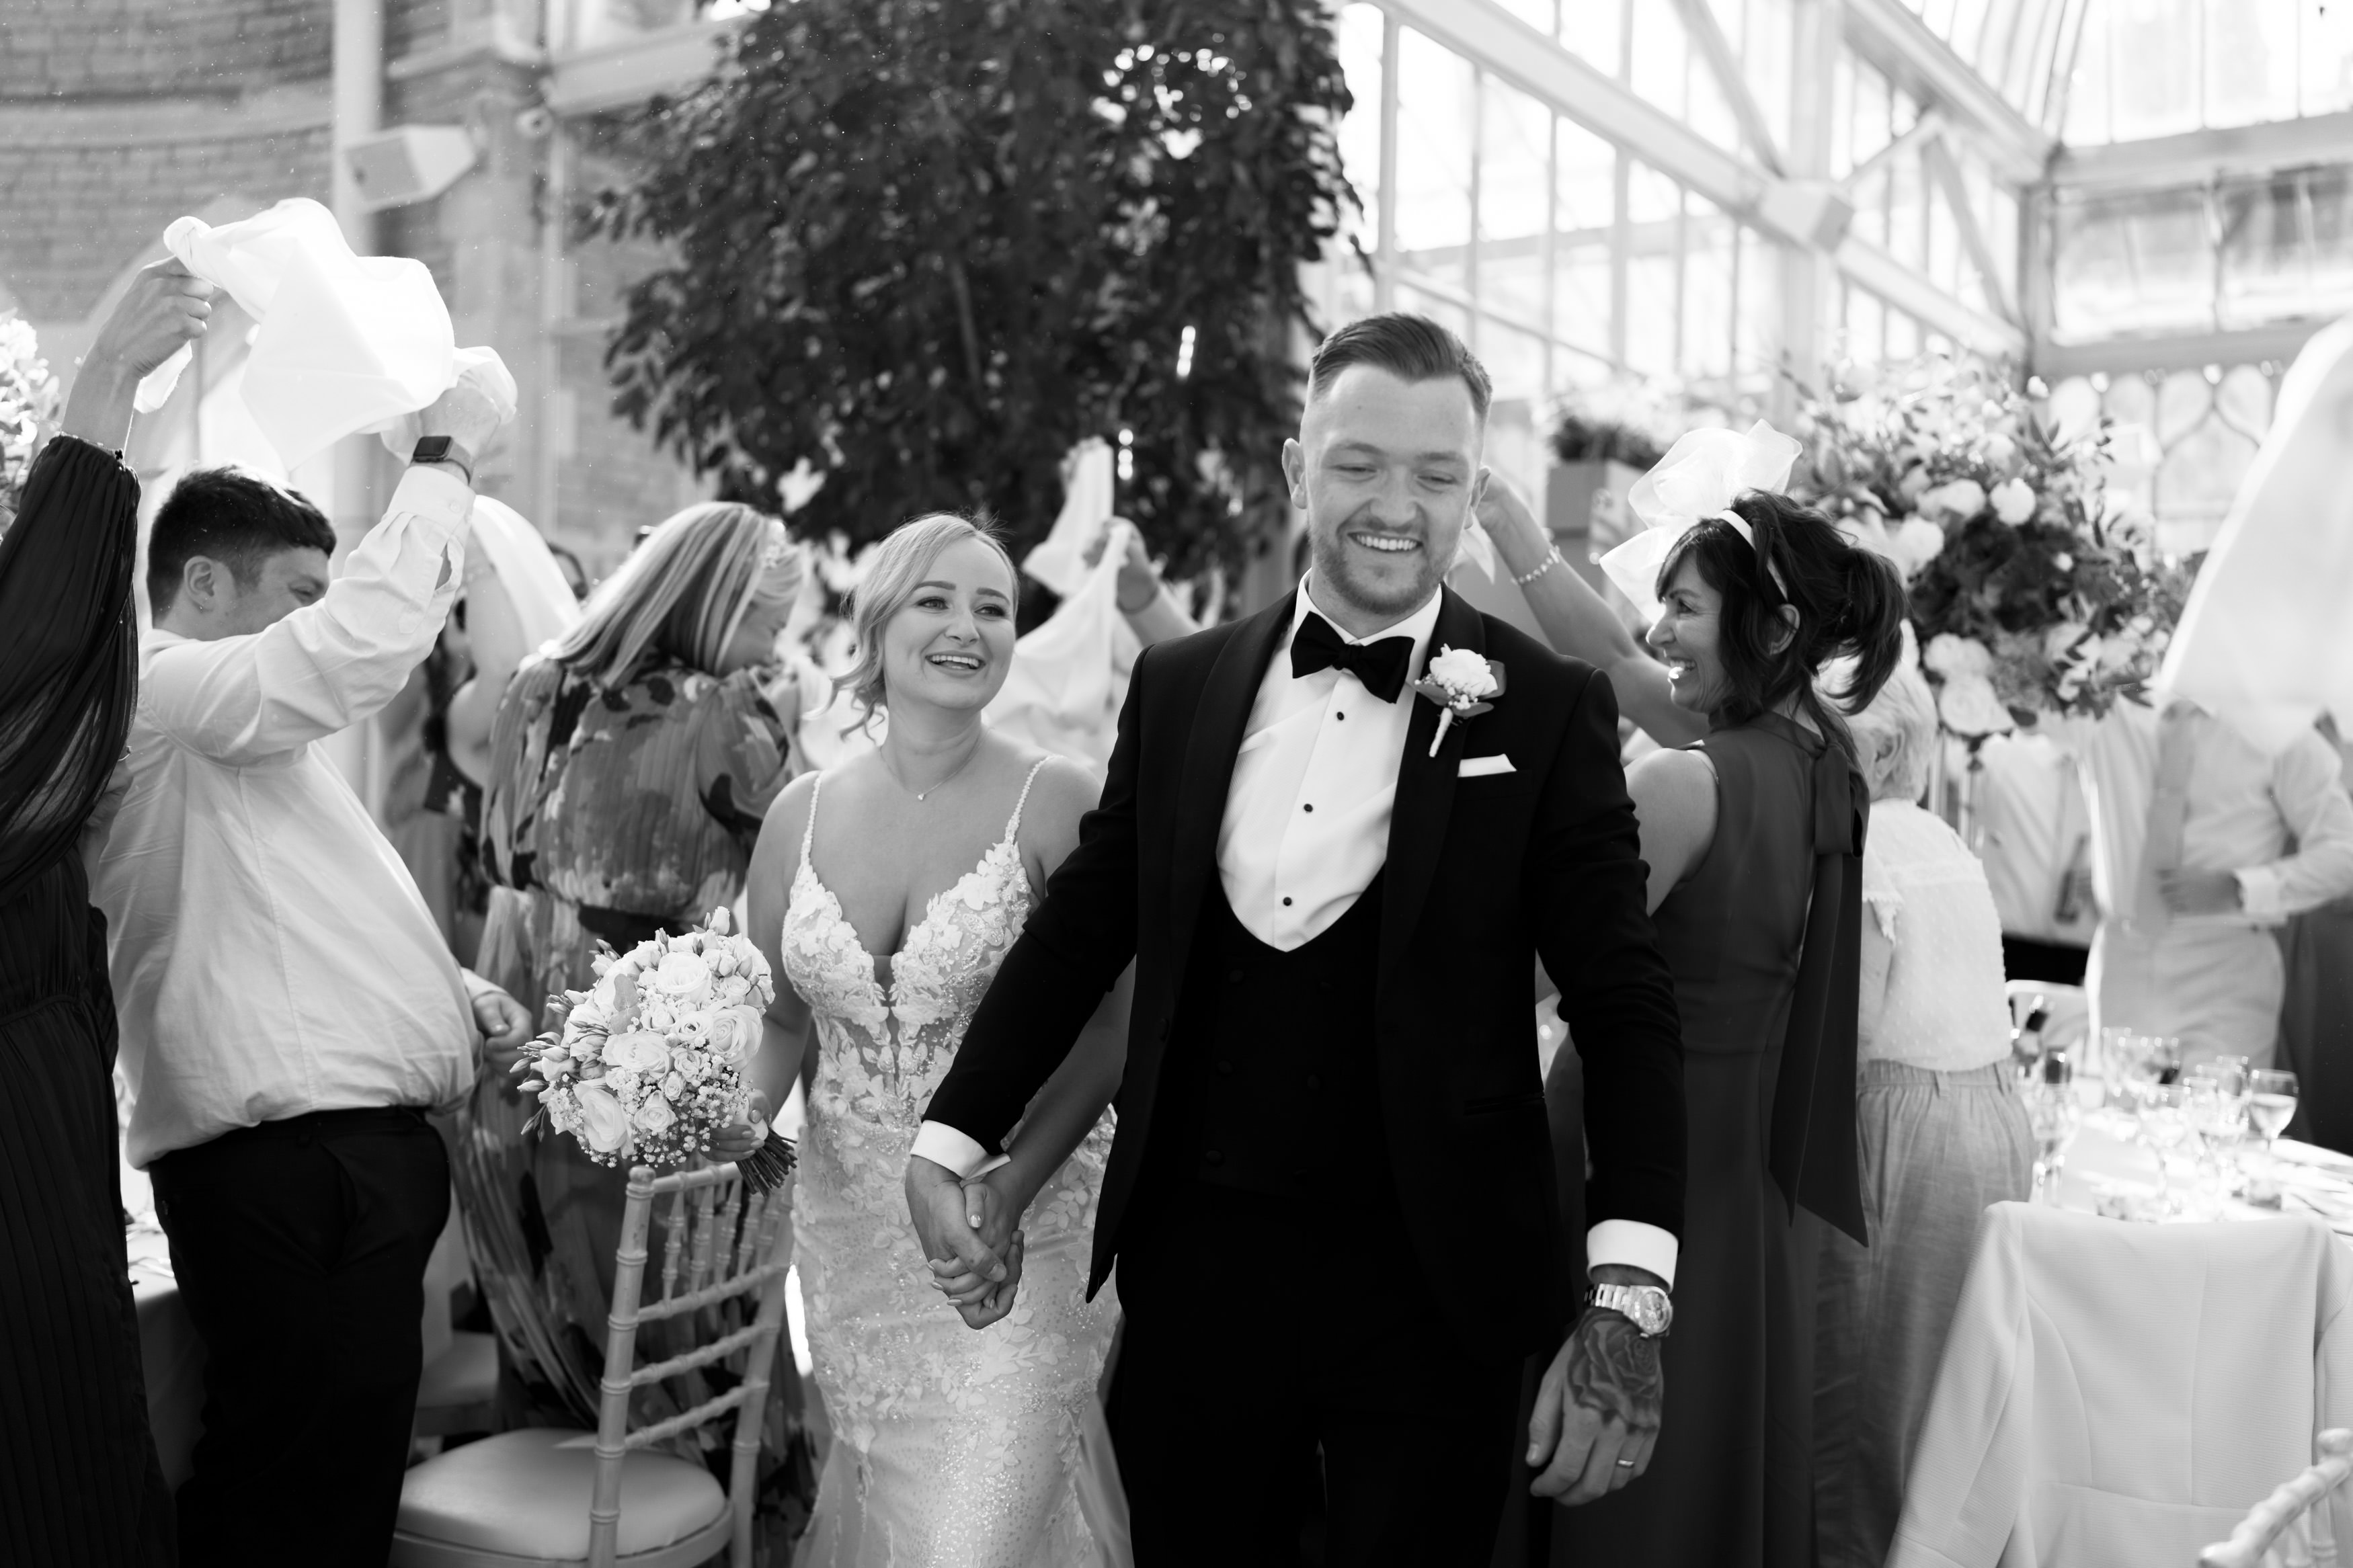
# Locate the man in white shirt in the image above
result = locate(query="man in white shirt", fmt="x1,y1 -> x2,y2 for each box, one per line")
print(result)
2042,699 -> 2353,1067
908,315 -> 1686,1559
92,362 -> 532,1567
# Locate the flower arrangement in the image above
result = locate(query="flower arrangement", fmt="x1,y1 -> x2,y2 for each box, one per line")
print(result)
1,314 -> 62,520
516,907 -> 795,1190
1790,354 -> 2192,735
1414,645 -> 1503,757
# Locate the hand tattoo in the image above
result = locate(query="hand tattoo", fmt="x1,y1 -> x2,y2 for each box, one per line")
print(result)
1564,1310 -> 1664,1432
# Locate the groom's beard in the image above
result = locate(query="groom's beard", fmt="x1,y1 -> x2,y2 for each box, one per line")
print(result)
1308,511 -> 1455,625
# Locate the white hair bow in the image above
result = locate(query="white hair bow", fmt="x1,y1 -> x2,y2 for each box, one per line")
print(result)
1599,419 -> 1802,622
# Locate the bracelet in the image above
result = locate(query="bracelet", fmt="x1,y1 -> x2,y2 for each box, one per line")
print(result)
1513,548 -> 1565,587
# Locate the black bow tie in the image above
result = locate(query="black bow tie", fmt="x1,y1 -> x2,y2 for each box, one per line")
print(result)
1289,612 -> 1412,703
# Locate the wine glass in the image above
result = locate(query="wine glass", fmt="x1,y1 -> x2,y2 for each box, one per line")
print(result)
2247,1069 -> 2301,1159
2184,1072 -> 2251,1200
2139,1084 -> 2197,1209
2025,1081 -> 2079,1206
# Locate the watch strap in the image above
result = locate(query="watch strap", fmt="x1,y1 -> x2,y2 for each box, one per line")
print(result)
409,435 -> 475,486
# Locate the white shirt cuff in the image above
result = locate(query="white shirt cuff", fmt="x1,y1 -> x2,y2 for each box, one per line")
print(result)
912,1120 -> 992,1180
2233,864 -> 2285,921
1587,1219 -> 1678,1289
391,460 -> 475,525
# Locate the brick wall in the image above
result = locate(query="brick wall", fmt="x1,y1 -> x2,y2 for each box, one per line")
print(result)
0,0 -> 332,101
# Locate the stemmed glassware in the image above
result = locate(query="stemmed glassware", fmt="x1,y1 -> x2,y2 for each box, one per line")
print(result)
2247,1069 -> 2303,1159
2182,1059 -> 2252,1205
2025,1053 -> 2079,1205
2139,1084 -> 2198,1210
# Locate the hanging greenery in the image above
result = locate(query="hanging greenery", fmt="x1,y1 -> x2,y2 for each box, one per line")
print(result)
1791,353 -> 2192,735
586,0 -> 1356,581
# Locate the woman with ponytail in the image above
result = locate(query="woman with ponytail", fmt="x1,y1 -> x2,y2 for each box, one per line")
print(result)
1480,427 -> 1905,1568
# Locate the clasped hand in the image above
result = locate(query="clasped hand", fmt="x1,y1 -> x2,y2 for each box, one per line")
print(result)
905,1156 -> 1025,1329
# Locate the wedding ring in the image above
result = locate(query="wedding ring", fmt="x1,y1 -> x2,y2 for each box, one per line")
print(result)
1614,1459 -> 1636,1469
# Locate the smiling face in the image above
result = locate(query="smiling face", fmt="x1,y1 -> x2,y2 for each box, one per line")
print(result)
1282,364 -> 1486,634
877,536 -> 1020,714
1646,555 -> 1734,716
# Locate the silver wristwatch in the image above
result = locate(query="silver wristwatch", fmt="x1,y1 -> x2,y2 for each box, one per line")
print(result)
1585,1282 -> 1673,1337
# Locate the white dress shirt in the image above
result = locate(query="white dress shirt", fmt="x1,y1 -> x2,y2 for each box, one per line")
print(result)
917,577 -> 1677,1284
1858,802 -> 2014,1073
2048,700 -> 2353,929
96,466 -> 482,1168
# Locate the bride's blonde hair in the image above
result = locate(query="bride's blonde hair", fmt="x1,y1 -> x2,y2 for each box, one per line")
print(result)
838,512 -> 1017,725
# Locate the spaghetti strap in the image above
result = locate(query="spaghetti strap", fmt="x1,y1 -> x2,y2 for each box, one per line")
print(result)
800,771 -> 825,860
1002,757 -> 1053,844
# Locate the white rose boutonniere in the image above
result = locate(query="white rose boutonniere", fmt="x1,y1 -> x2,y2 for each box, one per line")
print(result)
1412,645 -> 1505,757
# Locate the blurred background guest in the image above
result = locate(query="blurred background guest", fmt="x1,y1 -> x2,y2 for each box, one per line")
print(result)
0,259 -> 209,1568
1812,664 -> 2031,1568
2276,714 -> 2353,1155
456,501 -> 823,1534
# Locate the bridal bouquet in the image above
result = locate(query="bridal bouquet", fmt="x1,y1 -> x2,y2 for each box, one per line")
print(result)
516,907 -> 795,1190
1791,353 -> 2190,734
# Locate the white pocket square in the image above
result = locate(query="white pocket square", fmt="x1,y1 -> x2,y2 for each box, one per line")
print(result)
1458,754 -> 1515,778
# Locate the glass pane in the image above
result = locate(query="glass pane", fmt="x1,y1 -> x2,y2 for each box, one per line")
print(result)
1552,237 -> 1614,358
2155,414 -> 2262,524
1481,77 -> 1553,329
2217,167 -> 2353,329
2154,368 -> 2211,445
1481,322 -> 1550,409
2215,364 -> 2275,437
1395,29 -> 1476,290
1732,0 -> 1796,155
2050,186 -> 2215,338
2107,0 -> 2202,140
1394,284 -> 1470,341
1554,118 -> 1616,232
2206,0 -> 2299,128
2303,1 -> 2353,116
1560,0 -> 1624,75
1737,224 -> 1782,380
1336,5 -> 1385,249
1846,286 -> 1886,364
2061,0 -> 2112,143
1629,0 -> 1692,116
1493,0 -> 1555,34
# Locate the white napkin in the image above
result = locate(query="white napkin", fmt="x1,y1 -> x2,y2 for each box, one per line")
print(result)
466,495 -> 582,656
1022,438 -> 1117,597
134,198 -> 471,469
988,517 -> 1142,768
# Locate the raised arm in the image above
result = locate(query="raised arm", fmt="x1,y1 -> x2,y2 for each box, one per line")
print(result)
55,259 -> 216,453
1476,473 -> 1706,749
142,364 -> 512,766
441,549 -> 525,786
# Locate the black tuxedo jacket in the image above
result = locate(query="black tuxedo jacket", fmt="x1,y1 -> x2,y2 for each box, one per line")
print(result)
925,585 -> 1684,1350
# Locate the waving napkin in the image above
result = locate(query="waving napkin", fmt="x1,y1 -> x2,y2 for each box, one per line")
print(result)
1022,438 -> 1118,598
2157,312 -> 2353,755
988,517 -> 1142,768
467,496 -> 582,656
133,198 -> 485,470
1599,420 -> 1802,622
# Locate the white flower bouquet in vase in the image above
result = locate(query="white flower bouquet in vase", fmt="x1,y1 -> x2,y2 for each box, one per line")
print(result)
514,907 -> 795,1190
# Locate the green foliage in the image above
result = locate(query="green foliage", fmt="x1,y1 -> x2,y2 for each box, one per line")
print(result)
587,0 -> 1356,579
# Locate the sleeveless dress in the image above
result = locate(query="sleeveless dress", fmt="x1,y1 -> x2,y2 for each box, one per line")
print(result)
782,760 -> 1123,1567
0,435 -> 175,1564
1553,712 -> 1856,1568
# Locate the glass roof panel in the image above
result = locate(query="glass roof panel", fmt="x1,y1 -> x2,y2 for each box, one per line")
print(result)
2059,0 -> 2353,144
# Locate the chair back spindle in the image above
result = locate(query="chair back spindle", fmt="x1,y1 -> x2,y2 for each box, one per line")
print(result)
2200,1429 -> 2353,1568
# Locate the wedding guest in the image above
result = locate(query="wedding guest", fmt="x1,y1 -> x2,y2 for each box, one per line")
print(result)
0,259 -> 210,1568
90,362 -> 534,1567
1480,441 -> 1904,1568
2275,716 -> 2353,1153
2033,698 -> 2353,1067
1812,664 -> 2032,1568
459,503 -> 823,1493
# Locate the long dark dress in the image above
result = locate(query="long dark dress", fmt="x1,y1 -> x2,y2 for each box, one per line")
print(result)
0,436 -> 177,1564
1551,712 -> 1867,1568
2278,899 -> 2353,1155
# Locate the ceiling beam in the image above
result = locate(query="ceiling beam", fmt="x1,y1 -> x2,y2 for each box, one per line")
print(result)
1839,107 -> 1944,196
1840,0 -> 2055,186
1836,232 -> 2027,358
1923,130 -> 2018,324
2031,320 -> 2327,380
1667,0 -> 1784,175
2048,111 -> 2353,194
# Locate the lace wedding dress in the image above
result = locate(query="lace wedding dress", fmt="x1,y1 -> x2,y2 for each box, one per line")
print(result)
781,760 -> 1122,1567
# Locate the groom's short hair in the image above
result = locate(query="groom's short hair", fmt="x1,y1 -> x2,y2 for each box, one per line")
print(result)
1308,313 -> 1492,425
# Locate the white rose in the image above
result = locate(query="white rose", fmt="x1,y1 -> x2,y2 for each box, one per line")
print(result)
705,1006 -> 764,1067
1425,646 -> 1497,698
707,906 -> 733,937
1989,477 -> 2036,526
634,1094 -> 677,1135
708,945 -> 738,979
1981,432 -> 2018,472
1889,517 -> 1948,575
716,973 -> 752,1005
571,1082 -> 631,1154
651,950 -> 713,1006
1936,675 -> 2015,738
627,939 -> 663,971
662,1071 -> 688,1101
1923,633 -> 1993,680
1918,478 -> 1988,522
603,1030 -> 672,1074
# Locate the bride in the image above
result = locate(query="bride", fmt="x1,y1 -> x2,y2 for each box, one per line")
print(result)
728,513 -> 1130,1566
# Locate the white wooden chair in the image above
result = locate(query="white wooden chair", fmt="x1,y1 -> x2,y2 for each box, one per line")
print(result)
391,1163 -> 793,1568
2199,1430 -> 2353,1568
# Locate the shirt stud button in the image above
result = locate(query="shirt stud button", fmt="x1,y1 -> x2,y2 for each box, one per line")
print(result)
1302,803 -> 1314,813
1282,896 -> 1293,907
1215,1059 -> 1234,1075
1203,1149 -> 1225,1166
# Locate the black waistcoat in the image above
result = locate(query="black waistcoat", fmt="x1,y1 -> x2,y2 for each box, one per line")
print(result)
1154,872 -> 1388,1200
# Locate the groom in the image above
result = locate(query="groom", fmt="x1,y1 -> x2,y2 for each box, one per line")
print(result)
906,313 -> 1685,1562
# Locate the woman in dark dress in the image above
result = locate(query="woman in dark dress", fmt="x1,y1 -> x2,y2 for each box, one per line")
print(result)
1480,445 -> 1903,1568
0,261 -> 212,1565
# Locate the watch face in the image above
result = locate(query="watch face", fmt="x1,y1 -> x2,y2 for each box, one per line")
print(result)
1626,1290 -> 1671,1335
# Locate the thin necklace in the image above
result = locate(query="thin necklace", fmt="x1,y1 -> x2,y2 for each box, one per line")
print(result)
885,734 -> 982,802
